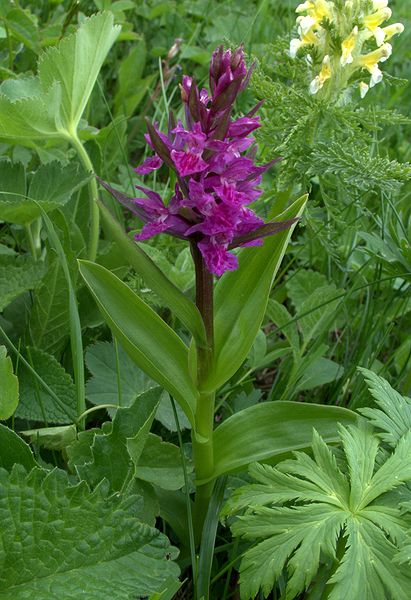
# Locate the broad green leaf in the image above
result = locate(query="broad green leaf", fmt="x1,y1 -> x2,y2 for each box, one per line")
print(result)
296,283 -> 339,346
0,345 -> 18,420
0,255 -> 46,312
133,433 -> 186,490
0,424 -> 36,471
266,299 -> 300,353
67,388 -> 162,491
3,7 -> 39,51
0,465 -> 179,599
210,195 -> 307,391
98,199 -> 206,347
286,269 -> 330,309
359,368 -> 411,447
0,13 -> 120,143
85,340 -> 155,411
156,392 -> 191,431
16,347 -> 77,424
38,12 -> 120,135
227,423 -> 411,600
212,401 -> 357,480
78,260 -> 198,424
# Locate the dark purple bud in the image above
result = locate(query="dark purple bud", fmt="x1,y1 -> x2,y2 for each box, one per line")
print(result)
229,218 -> 299,249
145,119 -> 174,169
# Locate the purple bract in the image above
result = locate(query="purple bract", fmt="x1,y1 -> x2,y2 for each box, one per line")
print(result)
110,45 -> 291,276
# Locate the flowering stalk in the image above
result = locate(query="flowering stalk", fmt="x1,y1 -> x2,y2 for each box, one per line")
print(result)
100,45 -> 297,540
290,0 -> 404,101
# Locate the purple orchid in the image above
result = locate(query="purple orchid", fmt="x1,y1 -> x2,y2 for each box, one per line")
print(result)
101,45 -> 295,276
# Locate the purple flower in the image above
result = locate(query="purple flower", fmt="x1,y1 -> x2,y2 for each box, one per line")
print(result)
101,45 -> 295,276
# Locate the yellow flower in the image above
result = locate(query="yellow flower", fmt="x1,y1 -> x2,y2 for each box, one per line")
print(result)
309,54 -> 331,94
358,43 -> 392,87
382,23 -> 405,41
290,28 -> 317,58
296,0 -> 331,22
364,8 -> 392,45
340,26 -> 358,66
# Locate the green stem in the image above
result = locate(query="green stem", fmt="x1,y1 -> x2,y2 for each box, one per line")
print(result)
190,242 -> 216,543
70,133 -> 99,261
25,222 -> 38,260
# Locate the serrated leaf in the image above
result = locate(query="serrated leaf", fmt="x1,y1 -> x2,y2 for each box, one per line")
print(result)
67,388 -> 162,491
359,368 -> 411,447
0,424 -> 36,471
0,13 -> 120,144
0,345 -> 18,419
16,347 -> 77,424
0,465 -> 179,599
85,340 -> 155,411
134,433 -> 186,490
295,357 -> 344,393
21,425 -> 77,450
0,255 -> 46,312
227,417 -> 411,600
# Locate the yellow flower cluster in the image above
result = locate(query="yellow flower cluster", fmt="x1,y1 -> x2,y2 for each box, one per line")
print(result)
290,0 -> 404,99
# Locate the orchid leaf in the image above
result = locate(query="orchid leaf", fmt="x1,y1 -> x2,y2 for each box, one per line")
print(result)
209,194 -> 307,391
78,260 -> 197,425
98,199 -> 207,347
211,401 -> 357,480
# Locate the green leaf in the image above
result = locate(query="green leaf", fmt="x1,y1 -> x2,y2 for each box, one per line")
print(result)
0,345 -> 18,420
0,13 -> 120,143
209,194 -> 307,391
85,340 -> 155,411
38,12 -> 120,135
226,423 -> 411,600
266,299 -> 300,353
67,388 -> 162,491
0,465 -> 179,599
0,424 -> 36,471
28,254 -> 71,356
134,433 -> 186,490
78,260 -> 198,425
294,357 -> 344,393
359,368 -> 411,447
0,255 -> 46,312
212,401 -> 357,480
21,425 -> 77,450
98,198 -> 206,347
16,347 -> 77,424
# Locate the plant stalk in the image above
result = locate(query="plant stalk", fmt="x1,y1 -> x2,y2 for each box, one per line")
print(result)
190,242 -> 216,542
69,133 -> 99,261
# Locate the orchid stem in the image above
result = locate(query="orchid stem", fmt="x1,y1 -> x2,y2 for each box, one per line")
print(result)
191,242 -> 216,544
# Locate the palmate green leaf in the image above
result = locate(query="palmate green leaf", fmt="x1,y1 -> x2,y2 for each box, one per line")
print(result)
209,194 -> 307,391
0,255 -> 46,312
16,347 -> 77,424
212,401 -> 357,480
0,13 -> 120,143
227,423 -> 411,600
359,368 -> 411,447
0,345 -> 18,420
0,465 -> 179,600
78,260 -> 198,425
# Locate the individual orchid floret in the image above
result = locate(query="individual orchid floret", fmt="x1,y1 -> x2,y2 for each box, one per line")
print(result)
101,46 -> 295,277
289,0 -> 404,101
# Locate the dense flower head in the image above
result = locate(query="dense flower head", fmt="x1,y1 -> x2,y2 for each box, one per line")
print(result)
126,45 -> 289,276
290,0 -> 404,100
